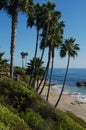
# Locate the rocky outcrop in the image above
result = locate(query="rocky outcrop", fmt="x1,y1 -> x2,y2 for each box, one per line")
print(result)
77,81 -> 86,86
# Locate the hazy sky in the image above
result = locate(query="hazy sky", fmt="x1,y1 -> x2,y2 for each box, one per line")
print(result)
0,0 -> 86,68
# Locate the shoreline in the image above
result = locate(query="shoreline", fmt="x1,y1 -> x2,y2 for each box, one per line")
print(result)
40,85 -> 86,122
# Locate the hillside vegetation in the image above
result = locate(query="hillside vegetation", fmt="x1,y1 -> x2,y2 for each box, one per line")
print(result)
0,77 -> 86,130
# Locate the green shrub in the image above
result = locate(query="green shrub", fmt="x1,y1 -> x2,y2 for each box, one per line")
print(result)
0,77 -> 36,111
14,67 -> 26,76
0,121 -> 9,130
0,104 -> 30,130
30,99 -> 60,122
21,108 -> 45,130
14,66 -> 30,84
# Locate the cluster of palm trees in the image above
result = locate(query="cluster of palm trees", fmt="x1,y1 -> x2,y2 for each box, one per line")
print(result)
0,1 -> 80,107
26,1 -> 80,107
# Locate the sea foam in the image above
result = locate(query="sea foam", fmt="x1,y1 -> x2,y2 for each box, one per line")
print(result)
51,84 -> 86,103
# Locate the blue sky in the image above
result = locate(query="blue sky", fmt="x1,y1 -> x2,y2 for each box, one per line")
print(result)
0,0 -> 86,68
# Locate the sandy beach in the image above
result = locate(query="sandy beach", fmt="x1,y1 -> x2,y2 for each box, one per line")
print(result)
40,85 -> 86,122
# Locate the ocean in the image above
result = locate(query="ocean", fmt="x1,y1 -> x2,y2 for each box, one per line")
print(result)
48,68 -> 86,103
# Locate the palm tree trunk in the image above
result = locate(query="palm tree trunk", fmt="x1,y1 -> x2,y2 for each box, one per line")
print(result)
25,56 -> 27,68
46,49 -> 54,102
40,22 -> 50,62
29,29 -> 39,86
22,58 -> 24,68
10,13 -> 18,79
39,47 -> 51,95
36,60 -> 49,91
36,23 -> 50,90
55,55 -> 70,107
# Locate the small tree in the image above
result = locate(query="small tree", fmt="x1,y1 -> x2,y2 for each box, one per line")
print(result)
26,57 -> 45,88
0,52 -> 8,77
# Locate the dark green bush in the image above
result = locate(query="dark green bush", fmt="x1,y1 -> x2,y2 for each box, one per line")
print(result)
29,99 -> 61,122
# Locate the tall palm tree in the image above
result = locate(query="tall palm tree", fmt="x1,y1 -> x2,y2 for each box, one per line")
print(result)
36,2 -> 62,92
1,0 -> 34,79
27,2 -> 57,86
27,3 -> 43,86
55,37 -> 80,107
39,1 -> 61,63
38,22 -> 64,96
46,23 -> 64,101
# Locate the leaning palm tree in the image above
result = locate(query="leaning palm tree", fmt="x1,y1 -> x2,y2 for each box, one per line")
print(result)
46,23 -> 64,102
39,23 -> 65,97
1,0 -> 34,79
55,37 -> 80,107
38,22 -> 64,95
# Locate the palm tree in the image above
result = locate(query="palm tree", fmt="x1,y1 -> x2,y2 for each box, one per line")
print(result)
1,0 -> 34,79
38,22 -> 64,96
27,2 -> 58,86
20,52 -> 28,68
20,52 -> 25,68
39,24 -> 64,97
46,23 -> 64,102
36,2 -> 62,92
27,3 -> 43,85
39,1 -> 61,63
55,37 -> 80,107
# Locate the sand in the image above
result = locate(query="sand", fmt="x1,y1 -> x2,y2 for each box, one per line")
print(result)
40,85 -> 86,122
